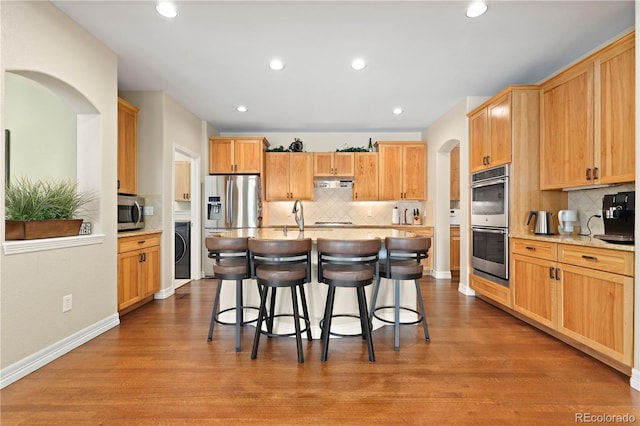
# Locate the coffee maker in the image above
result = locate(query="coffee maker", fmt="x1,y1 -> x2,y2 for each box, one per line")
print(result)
595,191 -> 635,244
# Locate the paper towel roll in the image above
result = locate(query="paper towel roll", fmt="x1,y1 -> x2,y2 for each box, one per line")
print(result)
392,207 -> 400,224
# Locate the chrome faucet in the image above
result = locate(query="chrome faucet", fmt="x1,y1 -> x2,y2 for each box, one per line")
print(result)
292,200 -> 304,231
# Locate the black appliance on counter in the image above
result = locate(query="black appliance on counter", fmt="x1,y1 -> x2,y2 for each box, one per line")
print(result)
595,191 -> 634,244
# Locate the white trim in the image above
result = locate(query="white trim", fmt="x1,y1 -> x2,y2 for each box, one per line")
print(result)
631,368 -> 640,391
0,313 -> 119,389
458,282 -> 476,296
3,234 -> 105,255
154,286 -> 175,300
432,269 -> 452,279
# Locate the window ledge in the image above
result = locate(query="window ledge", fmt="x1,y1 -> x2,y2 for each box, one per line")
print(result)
3,234 -> 106,255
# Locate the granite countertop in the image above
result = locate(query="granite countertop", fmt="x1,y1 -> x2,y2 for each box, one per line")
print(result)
117,228 -> 163,238
212,227 -> 417,241
510,232 -> 634,252
265,224 -> 433,230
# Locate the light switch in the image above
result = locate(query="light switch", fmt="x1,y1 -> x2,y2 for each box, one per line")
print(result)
143,206 -> 154,216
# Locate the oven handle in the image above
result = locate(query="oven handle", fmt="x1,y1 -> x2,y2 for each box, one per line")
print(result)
472,226 -> 508,234
471,178 -> 507,189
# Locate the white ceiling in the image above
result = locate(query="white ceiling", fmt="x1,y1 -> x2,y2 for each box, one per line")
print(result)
52,1 -> 634,133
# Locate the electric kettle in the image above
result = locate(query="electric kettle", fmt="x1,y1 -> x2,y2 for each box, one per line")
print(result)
527,210 -> 554,235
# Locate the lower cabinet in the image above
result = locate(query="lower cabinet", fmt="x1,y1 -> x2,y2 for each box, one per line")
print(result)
511,238 -> 634,369
118,232 -> 161,313
450,226 -> 460,273
408,227 -> 433,274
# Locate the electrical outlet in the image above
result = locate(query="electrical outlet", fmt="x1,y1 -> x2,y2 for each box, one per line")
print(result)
62,294 -> 72,313
143,206 -> 154,216
367,209 -> 373,217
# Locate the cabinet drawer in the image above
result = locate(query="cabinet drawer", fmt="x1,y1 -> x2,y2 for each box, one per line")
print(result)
512,238 -> 556,261
119,234 -> 161,253
558,244 -> 634,276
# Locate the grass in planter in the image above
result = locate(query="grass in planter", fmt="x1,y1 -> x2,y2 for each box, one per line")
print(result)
5,177 -> 95,221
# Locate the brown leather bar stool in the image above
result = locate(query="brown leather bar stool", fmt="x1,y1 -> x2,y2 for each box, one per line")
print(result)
369,236 -> 431,351
317,238 -> 381,362
249,238 -> 313,363
205,236 -> 258,352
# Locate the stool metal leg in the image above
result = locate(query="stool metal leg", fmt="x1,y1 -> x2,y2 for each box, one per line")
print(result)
321,285 -> 336,362
208,278 -> 224,341
290,285 -> 304,363
369,278 -> 381,324
267,287 -> 277,337
357,286 -> 375,362
414,279 -> 430,342
394,279 -> 401,351
298,284 -> 313,341
235,279 -> 242,352
251,283 -> 270,360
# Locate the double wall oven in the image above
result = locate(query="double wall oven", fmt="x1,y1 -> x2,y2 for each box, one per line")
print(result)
471,165 -> 509,287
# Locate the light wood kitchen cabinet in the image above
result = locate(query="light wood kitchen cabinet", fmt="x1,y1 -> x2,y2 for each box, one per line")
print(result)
352,152 -> 378,200
313,152 -> 354,177
208,137 -> 268,174
450,145 -> 460,201
450,226 -> 460,273
174,161 -> 191,201
376,142 -> 427,200
118,233 -> 161,313
468,91 -> 512,172
540,31 -> 634,189
117,98 -> 139,195
510,238 -> 634,369
265,152 -> 314,201
408,227 -> 433,273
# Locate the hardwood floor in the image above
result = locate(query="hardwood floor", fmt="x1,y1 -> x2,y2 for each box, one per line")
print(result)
2,277 -> 639,425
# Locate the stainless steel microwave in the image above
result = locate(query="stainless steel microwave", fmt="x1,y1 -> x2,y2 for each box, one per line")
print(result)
117,195 -> 144,231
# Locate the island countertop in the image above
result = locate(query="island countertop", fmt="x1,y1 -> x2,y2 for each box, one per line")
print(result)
211,227 -> 418,241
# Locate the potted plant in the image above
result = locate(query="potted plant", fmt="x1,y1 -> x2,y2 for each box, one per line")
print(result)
5,177 -> 96,240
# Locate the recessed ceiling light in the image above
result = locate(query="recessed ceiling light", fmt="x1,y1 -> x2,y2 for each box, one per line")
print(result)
156,2 -> 177,18
269,59 -> 284,71
392,107 -> 404,115
351,58 -> 367,71
236,105 -> 248,112
466,2 -> 488,18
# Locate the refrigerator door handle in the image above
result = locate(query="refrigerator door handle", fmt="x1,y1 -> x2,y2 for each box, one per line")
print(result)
226,177 -> 233,228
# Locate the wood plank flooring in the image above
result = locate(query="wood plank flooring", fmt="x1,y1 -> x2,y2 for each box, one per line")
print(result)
1,277 -> 639,425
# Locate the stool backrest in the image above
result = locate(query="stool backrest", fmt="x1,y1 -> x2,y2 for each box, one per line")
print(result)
248,238 -> 313,282
205,236 -> 249,262
316,238 -> 382,281
384,236 -> 431,264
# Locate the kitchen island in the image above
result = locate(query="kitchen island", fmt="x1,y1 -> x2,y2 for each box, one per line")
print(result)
210,227 -> 422,339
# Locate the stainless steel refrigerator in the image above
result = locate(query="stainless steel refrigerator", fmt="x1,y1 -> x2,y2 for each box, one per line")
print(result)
203,174 -> 261,277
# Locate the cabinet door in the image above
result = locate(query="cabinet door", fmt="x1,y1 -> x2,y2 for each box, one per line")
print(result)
265,153 -> 290,201
117,98 -> 139,195
209,139 -> 233,174
353,153 -> 378,200
333,152 -> 354,176
313,152 -> 334,176
540,62 -> 594,189
596,35 -> 635,184
118,250 -> 142,310
469,108 -> 489,172
289,153 -> 314,200
487,92 -> 512,168
141,245 -> 161,297
175,161 -> 190,201
512,254 -> 556,328
234,139 -> 263,173
558,263 -> 633,365
450,145 -> 460,201
450,227 -> 460,271
409,228 -> 433,273
377,143 -> 403,200
402,143 -> 426,200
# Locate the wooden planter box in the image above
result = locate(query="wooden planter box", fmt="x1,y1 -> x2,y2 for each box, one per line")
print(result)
5,219 -> 83,240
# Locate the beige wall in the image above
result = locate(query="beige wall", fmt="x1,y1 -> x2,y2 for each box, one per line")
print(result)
1,0 -> 118,376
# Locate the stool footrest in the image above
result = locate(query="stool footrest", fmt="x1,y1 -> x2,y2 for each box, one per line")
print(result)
258,313 -> 311,338
319,314 -> 373,338
372,305 -> 423,326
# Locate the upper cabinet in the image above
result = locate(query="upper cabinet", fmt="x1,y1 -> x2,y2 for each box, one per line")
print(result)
175,161 -> 191,201
117,98 -> 139,195
469,91 -> 512,172
208,137 -> 269,174
540,32 -> 635,189
265,152 -> 314,201
376,142 -> 427,200
353,152 -> 378,201
450,145 -> 460,201
313,152 -> 355,177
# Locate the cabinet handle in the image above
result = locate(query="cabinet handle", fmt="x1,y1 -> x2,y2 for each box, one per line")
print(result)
117,179 -> 120,189
138,240 -> 146,244
586,168 -> 592,180
582,255 -> 598,261
549,266 -> 555,279
555,268 -> 560,280
525,246 -> 536,251
354,192 -> 358,199
593,167 -> 599,180
486,155 -> 490,165
139,253 -> 143,262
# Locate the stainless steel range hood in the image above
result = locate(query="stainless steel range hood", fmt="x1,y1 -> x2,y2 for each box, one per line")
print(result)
314,178 -> 353,189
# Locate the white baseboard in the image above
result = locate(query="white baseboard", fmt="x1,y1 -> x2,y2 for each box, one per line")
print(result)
631,368 -> 640,391
432,269 -> 452,279
154,286 -> 175,300
0,313 -> 120,389
458,281 -> 476,296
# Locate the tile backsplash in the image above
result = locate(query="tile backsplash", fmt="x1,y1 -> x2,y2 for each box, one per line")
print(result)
567,183 -> 635,236
264,187 -> 429,227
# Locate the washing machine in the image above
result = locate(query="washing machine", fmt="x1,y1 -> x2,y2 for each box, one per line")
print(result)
175,221 -> 191,279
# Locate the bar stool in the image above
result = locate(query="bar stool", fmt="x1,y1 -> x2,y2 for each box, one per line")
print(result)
316,238 -> 381,362
249,238 -> 313,364
205,236 -> 258,352
369,236 -> 431,351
